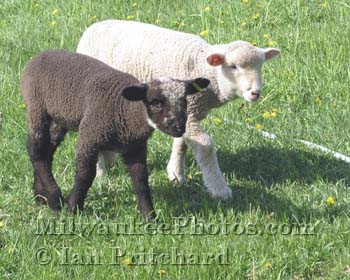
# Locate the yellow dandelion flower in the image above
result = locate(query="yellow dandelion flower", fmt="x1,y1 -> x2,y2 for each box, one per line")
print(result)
256,3 -> 263,8
122,257 -> 133,266
314,96 -> 321,104
204,6 -> 211,13
263,34 -> 270,39
320,2 -> 328,9
264,262 -> 272,269
213,117 -> 222,125
0,221 -> 4,228
187,175 -> 193,180
91,15 -> 97,20
52,8 -> 59,16
158,269 -> 167,275
262,111 -> 271,119
33,3 -> 39,9
200,29 -> 209,37
179,21 -> 186,27
241,21 -> 247,27
268,40 -> 276,47
253,13 -> 260,20
255,124 -> 263,130
51,20 -> 56,28
270,111 -> 277,118
127,15 -> 135,20
19,103 -> 26,109
251,40 -> 257,46
8,246 -> 14,254
131,2 -> 137,7
326,196 -> 335,206
242,0 -> 249,4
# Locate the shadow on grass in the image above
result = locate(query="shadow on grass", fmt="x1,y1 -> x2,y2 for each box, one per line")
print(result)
83,145 -> 349,221
217,146 -> 350,187
148,145 -> 350,221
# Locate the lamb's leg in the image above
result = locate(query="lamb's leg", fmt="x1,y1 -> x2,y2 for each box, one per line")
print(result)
27,120 -> 64,211
96,150 -> 116,177
34,121 -> 67,205
122,143 -> 155,220
167,137 -> 187,184
66,143 -> 98,212
183,122 -> 232,200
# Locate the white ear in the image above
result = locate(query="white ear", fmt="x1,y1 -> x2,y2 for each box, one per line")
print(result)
206,53 -> 225,66
262,48 -> 281,61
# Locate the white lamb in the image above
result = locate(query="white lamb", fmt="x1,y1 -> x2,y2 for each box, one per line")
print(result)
77,20 -> 281,200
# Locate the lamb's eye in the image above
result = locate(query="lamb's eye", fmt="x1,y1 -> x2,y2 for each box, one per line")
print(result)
231,64 -> 238,70
151,100 -> 163,108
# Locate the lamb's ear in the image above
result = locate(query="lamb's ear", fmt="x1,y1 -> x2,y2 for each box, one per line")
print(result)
206,53 -> 225,66
121,84 -> 149,101
262,48 -> 281,61
185,78 -> 211,95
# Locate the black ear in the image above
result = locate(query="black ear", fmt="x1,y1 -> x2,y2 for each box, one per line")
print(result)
121,84 -> 148,101
185,78 -> 211,95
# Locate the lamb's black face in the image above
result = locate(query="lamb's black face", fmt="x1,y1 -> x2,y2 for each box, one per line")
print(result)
144,77 -> 210,137
122,77 -> 210,137
145,90 -> 188,137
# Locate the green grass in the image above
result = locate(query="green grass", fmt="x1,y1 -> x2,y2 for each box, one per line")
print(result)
1,0 -> 350,279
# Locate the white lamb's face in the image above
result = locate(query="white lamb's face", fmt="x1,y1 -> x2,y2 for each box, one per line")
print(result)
221,55 -> 264,102
206,41 -> 280,102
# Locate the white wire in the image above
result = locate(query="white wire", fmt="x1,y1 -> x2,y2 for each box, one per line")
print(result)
222,118 -> 350,164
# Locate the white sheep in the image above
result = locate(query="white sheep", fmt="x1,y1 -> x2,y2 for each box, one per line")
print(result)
77,20 -> 281,200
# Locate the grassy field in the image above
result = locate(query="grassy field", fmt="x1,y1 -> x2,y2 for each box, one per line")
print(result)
1,0 -> 350,279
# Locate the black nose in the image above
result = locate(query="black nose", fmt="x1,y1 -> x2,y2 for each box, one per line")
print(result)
252,90 -> 260,96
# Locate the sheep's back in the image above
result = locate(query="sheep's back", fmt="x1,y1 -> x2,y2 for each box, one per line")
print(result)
78,20 -> 211,82
21,50 -> 141,131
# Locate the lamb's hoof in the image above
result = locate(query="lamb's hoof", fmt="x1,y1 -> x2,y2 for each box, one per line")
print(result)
34,193 -> 48,205
142,210 -> 157,222
35,189 -> 64,211
168,172 -> 186,185
207,185 -> 233,200
167,165 -> 186,184
66,195 -> 84,213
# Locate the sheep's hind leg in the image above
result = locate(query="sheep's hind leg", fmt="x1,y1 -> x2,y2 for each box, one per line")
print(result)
183,123 -> 232,200
122,143 -> 155,220
167,137 -> 187,184
27,120 -> 65,212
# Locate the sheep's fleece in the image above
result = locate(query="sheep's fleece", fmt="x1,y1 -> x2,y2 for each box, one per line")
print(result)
77,20 -> 281,200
